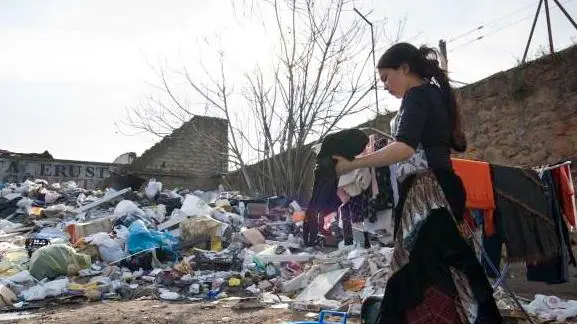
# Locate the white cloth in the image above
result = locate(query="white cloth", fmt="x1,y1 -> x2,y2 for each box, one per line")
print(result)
389,164 -> 400,206
338,168 -> 371,197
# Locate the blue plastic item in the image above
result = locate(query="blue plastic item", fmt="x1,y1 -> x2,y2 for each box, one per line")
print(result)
283,311 -> 348,324
126,220 -> 178,256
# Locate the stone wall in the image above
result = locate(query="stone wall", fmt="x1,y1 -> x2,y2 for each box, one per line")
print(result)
457,45 -> 577,182
129,116 -> 229,190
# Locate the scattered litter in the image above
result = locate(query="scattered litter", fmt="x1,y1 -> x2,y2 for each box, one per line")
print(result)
0,177 -> 549,322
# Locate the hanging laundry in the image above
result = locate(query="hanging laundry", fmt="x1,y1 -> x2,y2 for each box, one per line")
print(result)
371,136 -> 395,212
451,158 -> 496,236
527,170 -> 577,284
338,168 -> 371,197
303,129 -> 369,246
491,164 -> 561,263
552,165 -> 576,228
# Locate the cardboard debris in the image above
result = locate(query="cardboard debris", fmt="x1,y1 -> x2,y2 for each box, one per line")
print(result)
296,268 -> 350,302
241,228 -> 266,246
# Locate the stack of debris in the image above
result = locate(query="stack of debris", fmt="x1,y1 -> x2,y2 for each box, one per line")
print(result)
0,178 -> 574,323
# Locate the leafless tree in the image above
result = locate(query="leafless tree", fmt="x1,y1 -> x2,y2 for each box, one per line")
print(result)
125,0 -> 404,197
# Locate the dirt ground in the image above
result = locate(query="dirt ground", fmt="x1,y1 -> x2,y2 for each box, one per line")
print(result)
3,270 -> 577,324
6,244 -> 577,324
8,299 -> 358,324
6,267 -> 577,324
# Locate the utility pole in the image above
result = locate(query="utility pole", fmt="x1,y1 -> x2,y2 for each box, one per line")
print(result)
354,8 -> 379,116
522,0 -> 577,63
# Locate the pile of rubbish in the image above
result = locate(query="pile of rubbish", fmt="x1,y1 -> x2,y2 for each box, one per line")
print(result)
0,178 -> 394,315
0,178 -> 575,323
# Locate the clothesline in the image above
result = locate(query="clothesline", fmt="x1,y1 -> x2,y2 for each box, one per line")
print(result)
535,160 -> 572,172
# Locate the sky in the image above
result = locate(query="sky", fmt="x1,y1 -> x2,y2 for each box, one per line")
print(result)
0,0 -> 576,163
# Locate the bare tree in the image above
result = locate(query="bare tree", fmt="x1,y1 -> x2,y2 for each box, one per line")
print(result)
125,0 -> 403,197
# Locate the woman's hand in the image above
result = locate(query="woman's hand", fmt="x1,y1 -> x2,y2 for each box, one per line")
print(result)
332,156 -> 355,176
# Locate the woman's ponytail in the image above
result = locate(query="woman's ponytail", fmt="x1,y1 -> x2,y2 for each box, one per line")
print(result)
378,43 -> 468,152
419,46 -> 467,152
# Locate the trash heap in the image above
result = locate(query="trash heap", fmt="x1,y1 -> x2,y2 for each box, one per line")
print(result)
0,178 -> 394,315
0,179 -> 575,323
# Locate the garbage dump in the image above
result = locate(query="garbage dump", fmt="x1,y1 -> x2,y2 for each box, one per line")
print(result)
0,178 -> 573,323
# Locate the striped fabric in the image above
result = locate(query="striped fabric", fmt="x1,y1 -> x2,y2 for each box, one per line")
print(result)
389,170 -> 479,324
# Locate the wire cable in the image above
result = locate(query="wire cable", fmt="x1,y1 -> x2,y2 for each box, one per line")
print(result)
448,2 -> 540,43
449,0 -> 575,52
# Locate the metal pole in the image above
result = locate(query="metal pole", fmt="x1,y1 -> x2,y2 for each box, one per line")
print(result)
438,39 -> 448,72
522,0 -> 544,63
370,24 -> 379,116
552,0 -> 577,30
354,8 -> 379,116
544,0 -> 555,54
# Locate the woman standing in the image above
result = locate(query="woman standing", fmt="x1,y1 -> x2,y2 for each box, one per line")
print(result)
333,43 -> 502,323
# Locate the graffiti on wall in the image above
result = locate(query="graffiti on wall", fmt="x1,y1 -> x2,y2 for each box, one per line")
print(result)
0,158 -> 119,189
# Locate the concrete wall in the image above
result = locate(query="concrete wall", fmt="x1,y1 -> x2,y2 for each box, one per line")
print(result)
0,115 -> 229,190
128,116 -> 229,190
0,157 -> 120,189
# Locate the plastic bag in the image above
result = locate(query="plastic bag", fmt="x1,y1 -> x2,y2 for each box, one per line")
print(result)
113,200 -> 151,228
85,232 -> 127,263
180,195 -> 213,217
44,190 -> 61,204
29,244 -> 91,280
114,225 -> 130,241
7,271 -> 36,285
145,179 -> 162,200
126,220 -> 178,256
0,219 -> 21,232
143,205 -> 167,224
21,278 -> 69,301
114,200 -> 144,218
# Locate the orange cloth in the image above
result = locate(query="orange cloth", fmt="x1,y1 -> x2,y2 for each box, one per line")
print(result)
451,158 -> 496,236
553,165 -> 576,227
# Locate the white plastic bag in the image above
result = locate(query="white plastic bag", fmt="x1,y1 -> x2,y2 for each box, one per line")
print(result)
145,179 -> 163,200
85,232 -> 127,263
143,205 -> 167,224
44,191 -> 61,204
180,194 -> 213,217
113,200 -> 144,218
7,271 -> 36,285
21,278 -> 68,301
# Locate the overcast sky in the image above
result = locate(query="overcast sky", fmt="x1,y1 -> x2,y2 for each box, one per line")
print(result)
1,0 -> 576,163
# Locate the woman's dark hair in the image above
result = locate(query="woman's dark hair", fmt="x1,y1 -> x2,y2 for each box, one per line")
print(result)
377,42 -> 467,152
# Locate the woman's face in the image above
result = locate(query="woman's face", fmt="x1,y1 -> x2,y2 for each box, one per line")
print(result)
378,66 -> 408,99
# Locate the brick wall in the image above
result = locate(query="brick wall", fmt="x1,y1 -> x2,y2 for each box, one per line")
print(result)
129,116 -> 228,190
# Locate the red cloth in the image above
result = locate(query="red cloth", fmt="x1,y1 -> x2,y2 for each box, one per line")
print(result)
451,158 -> 496,236
553,165 -> 576,227
405,286 -> 463,324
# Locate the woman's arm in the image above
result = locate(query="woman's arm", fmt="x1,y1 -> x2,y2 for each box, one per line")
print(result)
334,141 -> 415,175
